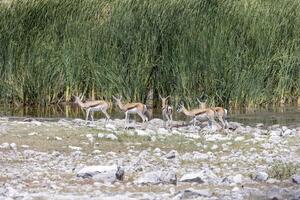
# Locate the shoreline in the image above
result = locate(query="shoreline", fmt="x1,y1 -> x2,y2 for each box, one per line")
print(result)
0,117 -> 300,199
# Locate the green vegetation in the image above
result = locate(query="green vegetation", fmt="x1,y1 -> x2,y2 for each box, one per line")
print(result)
0,0 -> 299,107
268,161 -> 299,180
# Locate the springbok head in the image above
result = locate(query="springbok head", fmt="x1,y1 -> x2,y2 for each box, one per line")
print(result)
159,95 -> 170,108
112,95 -> 122,104
73,94 -> 84,104
197,98 -> 207,109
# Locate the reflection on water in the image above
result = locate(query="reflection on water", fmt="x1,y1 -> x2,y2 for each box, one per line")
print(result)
0,104 -> 299,126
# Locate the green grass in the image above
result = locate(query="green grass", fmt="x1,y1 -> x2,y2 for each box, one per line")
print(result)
0,0 -> 299,108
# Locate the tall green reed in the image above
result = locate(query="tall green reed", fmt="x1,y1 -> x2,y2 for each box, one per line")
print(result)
0,0 -> 299,108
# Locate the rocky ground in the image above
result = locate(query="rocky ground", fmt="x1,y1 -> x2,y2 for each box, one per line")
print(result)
0,117 -> 300,200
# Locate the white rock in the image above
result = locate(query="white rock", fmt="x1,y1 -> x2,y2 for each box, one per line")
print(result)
193,152 -> 209,160
151,136 -> 157,142
270,130 -> 282,137
269,135 -> 281,144
177,188 -> 212,199
283,129 -> 293,136
165,150 -> 178,159
105,123 -> 117,131
21,145 -> 30,149
261,143 -> 273,149
256,123 -> 264,128
0,142 -> 10,149
153,148 -> 161,153
282,126 -> 288,132
68,146 -> 82,151
98,133 -> 118,140
55,136 -> 63,141
232,174 -> 244,184
211,144 -> 218,150
86,134 -> 94,143
135,170 -> 177,185
107,134 -> 118,140
157,128 -> 169,135
180,169 -> 220,184
92,150 -> 101,155
28,132 -> 38,136
10,143 -> 17,151
77,165 -> 123,183
77,165 -> 117,176
254,171 -> 268,182
292,175 -> 300,184
234,136 -> 245,142
135,129 -> 150,136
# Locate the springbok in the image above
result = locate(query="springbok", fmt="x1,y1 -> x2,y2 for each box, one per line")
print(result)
112,95 -> 149,128
74,96 -> 110,123
197,98 -> 228,128
159,95 -> 173,128
177,103 -> 216,128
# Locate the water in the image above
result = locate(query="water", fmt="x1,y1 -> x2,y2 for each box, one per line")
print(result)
0,104 -> 300,126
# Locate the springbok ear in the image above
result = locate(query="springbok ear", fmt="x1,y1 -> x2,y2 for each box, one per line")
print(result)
159,94 -> 162,100
119,95 -> 122,100
166,95 -> 170,99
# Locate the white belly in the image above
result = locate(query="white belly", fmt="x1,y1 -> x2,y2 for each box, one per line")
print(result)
127,108 -> 138,113
89,105 -> 105,112
195,113 -> 208,120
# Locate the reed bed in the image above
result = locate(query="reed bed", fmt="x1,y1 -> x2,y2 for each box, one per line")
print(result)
0,0 -> 299,108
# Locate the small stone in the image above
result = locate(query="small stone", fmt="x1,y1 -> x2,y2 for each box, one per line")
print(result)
86,134 -> 94,143
282,126 -> 288,132
254,171 -> 268,182
193,152 -> 209,160
283,129 -> 293,136
232,174 -> 243,184
92,150 -> 101,155
68,146 -> 82,151
21,145 -> 30,149
211,144 -> 218,150
71,150 -> 82,157
105,123 -> 117,131
151,136 -> 157,142
234,136 -> 245,142
55,136 -> 63,141
28,132 -> 38,136
10,143 -> 17,151
107,134 -> 118,140
256,123 -> 264,128
292,175 -> 300,184
135,129 -> 150,136
157,128 -> 169,135
165,150 -> 177,159
98,133 -> 118,140
153,148 -> 161,153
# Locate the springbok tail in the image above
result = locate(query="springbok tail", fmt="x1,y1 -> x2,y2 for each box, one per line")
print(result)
224,109 -> 228,119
